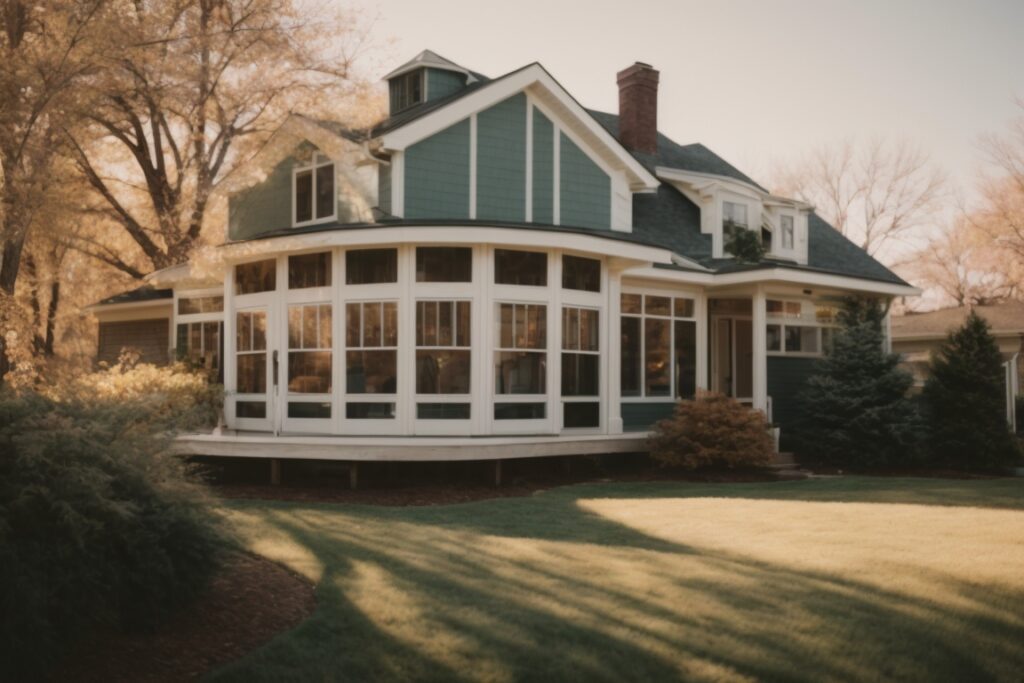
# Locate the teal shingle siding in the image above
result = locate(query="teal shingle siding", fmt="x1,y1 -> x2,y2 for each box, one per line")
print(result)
378,164 -> 392,214
426,68 -> 465,102
559,133 -> 610,230
228,154 -> 295,240
476,94 -> 526,222
404,119 -> 471,219
532,108 -> 554,224
622,402 -> 675,431
767,356 -> 818,434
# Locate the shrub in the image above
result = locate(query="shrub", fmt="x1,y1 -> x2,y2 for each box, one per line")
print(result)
648,392 -> 775,470
0,363 -> 226,677
724,222 -> 765,263
792,298 -> 922,469
923,311 -> 1022,471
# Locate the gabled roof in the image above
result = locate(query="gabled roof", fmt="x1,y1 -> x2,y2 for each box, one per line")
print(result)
587,110 -> 767,191
892,302 -> 1024,339
96,285 -> 172,306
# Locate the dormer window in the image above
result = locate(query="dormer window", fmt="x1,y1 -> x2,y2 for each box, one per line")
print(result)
390,69 -> 424,113
294,153 -> 335,226
722,201 -> 748,236
780,214 -> 795,250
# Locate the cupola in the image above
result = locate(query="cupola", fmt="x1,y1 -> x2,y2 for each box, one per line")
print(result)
383,49 -> 477,116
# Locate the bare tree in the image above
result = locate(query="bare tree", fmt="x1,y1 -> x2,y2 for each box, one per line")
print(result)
68,0 -> 371,276
773,137 -> 947,258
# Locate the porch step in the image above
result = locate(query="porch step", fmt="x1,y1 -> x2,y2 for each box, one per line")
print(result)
770,451 -> 797,467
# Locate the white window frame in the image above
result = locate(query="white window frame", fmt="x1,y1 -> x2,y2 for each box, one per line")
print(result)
342,298 -> 400,432
765,298 -> 839,358
620,288 -> 701,403
292,152 -> 337,228
561,304 -> 601,432
283,301 -> 334,432
413,299 -> 474,435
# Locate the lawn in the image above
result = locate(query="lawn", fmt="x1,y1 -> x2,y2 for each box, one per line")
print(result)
210,477 -> 1024,682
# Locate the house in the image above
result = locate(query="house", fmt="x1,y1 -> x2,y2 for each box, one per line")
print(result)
891,303 -> 1023,422
88,50 -> 917,464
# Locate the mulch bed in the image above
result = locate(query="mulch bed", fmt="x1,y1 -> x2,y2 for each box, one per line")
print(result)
49,553 -> 316,682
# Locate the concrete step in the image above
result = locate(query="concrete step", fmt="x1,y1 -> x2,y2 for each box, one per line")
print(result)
771,451 -> 797,467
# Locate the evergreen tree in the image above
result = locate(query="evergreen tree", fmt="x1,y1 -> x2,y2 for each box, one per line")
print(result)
793,298 -> 921,469
923,311 -> 1021,470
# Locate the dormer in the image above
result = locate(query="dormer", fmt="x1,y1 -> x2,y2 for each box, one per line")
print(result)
657,167 -> 812,264
384,50 -> 478,116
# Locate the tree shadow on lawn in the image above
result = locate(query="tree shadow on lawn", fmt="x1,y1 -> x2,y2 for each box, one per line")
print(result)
209,488 -> 1024,682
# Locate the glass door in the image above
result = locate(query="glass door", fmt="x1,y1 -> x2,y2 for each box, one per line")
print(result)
233,306 -> 275,431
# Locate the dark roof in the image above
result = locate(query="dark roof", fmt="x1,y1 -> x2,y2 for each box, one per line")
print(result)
586,110 -> 767,191
892,302 -> 1024,338
95,286 -> 172,306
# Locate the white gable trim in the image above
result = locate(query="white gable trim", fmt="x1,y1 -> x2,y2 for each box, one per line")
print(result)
380,64 -> 659,192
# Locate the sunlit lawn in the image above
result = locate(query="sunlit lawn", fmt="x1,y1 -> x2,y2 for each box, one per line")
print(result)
210,477 -> 1024,682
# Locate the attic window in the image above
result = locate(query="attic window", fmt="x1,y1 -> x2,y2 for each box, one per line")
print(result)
390,69 -> 424,113
780,215 -> 795,249
294,153 -> 335,226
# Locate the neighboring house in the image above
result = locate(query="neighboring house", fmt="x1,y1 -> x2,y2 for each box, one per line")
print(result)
88,286 -> 174,367
892,302 -> 1024,391
88,50 -> 916,462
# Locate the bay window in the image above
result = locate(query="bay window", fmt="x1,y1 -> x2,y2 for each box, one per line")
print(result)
346,301 -> 398,418
766,299 -> 839,357
287,303 -> 332,395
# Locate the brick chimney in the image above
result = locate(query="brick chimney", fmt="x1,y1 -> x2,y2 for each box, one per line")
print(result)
616,62 -> 660,155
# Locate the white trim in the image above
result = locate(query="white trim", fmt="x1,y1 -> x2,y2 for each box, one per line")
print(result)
86,298 -> 173,314
380,64 -> 659,191
390,152 -> 405,218
752,286 -> 767,413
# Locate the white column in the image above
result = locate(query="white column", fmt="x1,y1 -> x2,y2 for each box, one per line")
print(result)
883,304 -> 893,354
752,285 -> 768,414
695,290 -> 709,391
606,264 -> 625,434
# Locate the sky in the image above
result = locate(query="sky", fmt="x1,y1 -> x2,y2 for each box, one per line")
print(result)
357,0 -> 1024,203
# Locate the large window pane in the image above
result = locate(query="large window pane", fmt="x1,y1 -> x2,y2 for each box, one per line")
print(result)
315,164 -> 334,219
295,170 -> 313,223
498,303 -> 545,349
288,351 -> 331,393
495,352 -> 545,394
416,247 -> 472,282
562,255 -> 600,292
562,354 -> 599,396
674,320 -> 697,400
178,296 -> 223,314
416,350 -> 471,394
620,317 -> 641,397
236,354 -> 266,394
564,402 -> 599,429
495,249 -> 546,286
346,402 -> 395,419
785,325 -> 819,353
346,249 -> 397,284
346,350 -> 397,394
621,294 -> 642,314
289,252 -> 331,289
494,403 -> 545,420
235,260 -> 276,295
644,318 -> 671,397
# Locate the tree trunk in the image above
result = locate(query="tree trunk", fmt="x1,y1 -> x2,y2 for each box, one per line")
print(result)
44,278 -> 60,357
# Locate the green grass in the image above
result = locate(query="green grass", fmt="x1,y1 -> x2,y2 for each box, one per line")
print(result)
209,477 -> 1024,682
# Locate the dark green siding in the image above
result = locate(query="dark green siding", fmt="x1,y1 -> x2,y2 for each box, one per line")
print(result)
404,119 -> 471,219
622,402 -> 675,431
378,164 -> 392,214
476,94 -> 527,222
767,356 -> 819,431
559,133 -> 611,230
532,108 -> 554,224
228,154 -> 294,240
426,68 -> 465,101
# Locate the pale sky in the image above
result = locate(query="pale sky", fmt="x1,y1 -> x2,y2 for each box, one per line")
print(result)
358,0 -> 1024,203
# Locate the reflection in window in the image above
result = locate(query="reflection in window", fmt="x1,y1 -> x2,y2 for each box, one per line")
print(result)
346,301 -> 397,394
287,303 -> 331,394
346,249 -> 397,285
178,296 -> 223,315
621,292 -> 698,399
236,310 -> 267,394
620,316 -> 642,397
235,260 -> 276,295
785,325 -> 820,353
645,318 -> 671,397
289,252 -> 332,289
562,255 -> 601,292
562,306 -> 599,428
416,301 -> 471,397
494,249 -> 547,286
674,320 -> 697,400
495,303 -> 546,395
416,247 -> 472,282
176,321 -> 222,379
